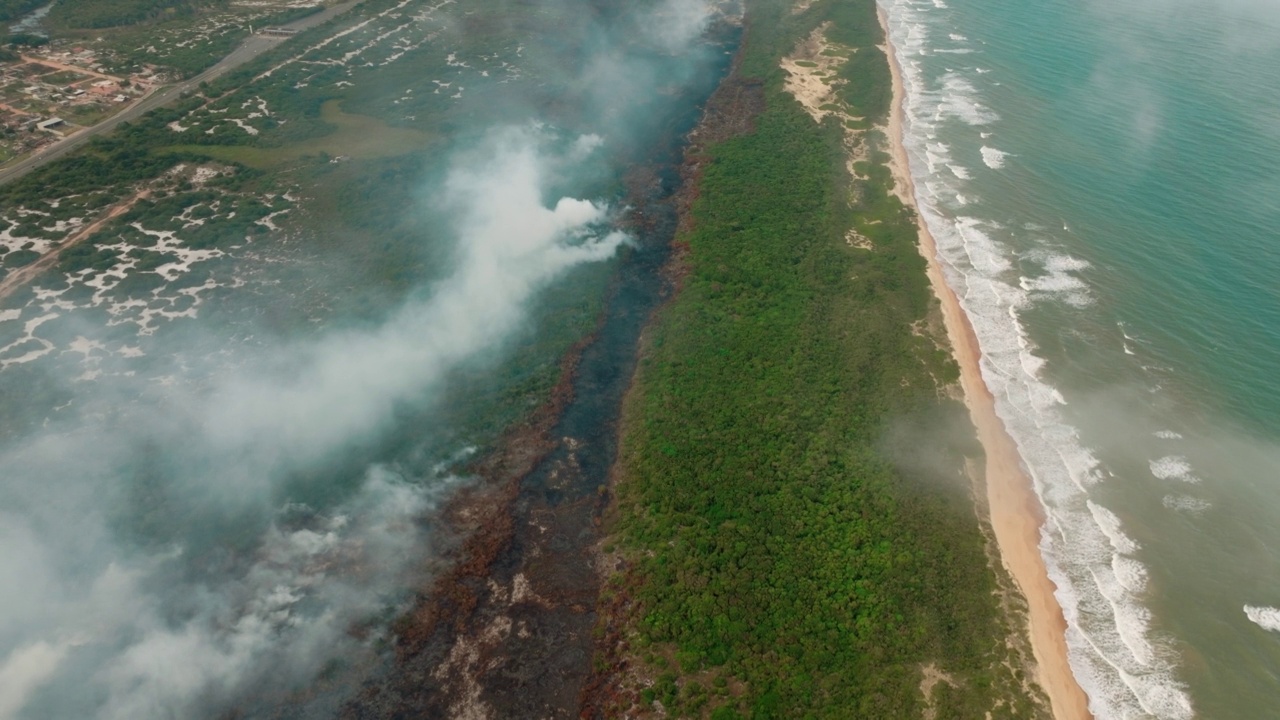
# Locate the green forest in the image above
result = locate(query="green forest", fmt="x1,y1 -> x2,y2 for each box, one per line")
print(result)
47,0 -> 217,29
597,0 -> 1050,717
0,0 -> 43,22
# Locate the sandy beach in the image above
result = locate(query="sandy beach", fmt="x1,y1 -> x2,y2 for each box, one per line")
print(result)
878,9 -> 1093,720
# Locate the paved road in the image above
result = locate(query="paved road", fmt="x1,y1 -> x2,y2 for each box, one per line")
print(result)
0,0 -> 362,186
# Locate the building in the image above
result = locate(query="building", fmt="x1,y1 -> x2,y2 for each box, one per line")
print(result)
36,117 -> 65,135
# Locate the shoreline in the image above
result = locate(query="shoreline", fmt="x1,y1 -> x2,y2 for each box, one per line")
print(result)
877,8 -> 1093,720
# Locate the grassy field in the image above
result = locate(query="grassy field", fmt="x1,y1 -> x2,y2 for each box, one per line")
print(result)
165,99 -> 433,169
595,0 -> 1050,718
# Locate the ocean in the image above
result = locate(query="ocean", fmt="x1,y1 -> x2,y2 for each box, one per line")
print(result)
880,0 -> 1280,716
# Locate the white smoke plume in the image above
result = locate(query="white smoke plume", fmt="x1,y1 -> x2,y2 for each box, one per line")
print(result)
0,129 -> 626,719
0,0 -> 727,714
196,128 -> 626,503
645,0 -> 716,52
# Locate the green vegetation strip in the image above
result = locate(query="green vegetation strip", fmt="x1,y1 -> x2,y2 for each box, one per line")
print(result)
601,0 -> 1046,718
165,100 -> 433,169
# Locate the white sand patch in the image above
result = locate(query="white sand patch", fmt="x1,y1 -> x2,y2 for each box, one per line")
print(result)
168,121 -> 189,132
241,96 -> 272,117
781,25 -> 873,191
40,218 -> 86,234
192,167 -> 221,185
67,335 -> 106,357
228,118 -> 260,136
258,0 -> 423,78
0,313 -> 58,368
0,220 -> 58,255
780,24 -> 853,124
257,210 -> 291,232
846,229 -> 873,250
63,238 -> 142,310
131,223 -> 225,281
232,0 -> 321,7
33,286 -> 75,313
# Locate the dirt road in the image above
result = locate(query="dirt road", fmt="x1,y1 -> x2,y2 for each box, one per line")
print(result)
18,54 -> 123,82
0,189 -> 149,302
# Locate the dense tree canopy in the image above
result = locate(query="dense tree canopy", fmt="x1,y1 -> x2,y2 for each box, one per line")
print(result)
599,0 -> 1049,717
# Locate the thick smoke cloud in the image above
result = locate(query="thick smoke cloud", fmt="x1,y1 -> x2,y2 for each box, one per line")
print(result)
196,128 -> 626,503
0,0 -> 723,716
646,0 -> 716,51
0,129 -> 623,720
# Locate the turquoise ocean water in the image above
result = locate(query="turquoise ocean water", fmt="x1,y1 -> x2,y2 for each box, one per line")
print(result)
881,0 -> 1280,716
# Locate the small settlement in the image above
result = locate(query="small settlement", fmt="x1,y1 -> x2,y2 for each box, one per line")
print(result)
0,48 -> 160,162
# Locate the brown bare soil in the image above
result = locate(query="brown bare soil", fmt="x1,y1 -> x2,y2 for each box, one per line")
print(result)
338,322 -> 602,719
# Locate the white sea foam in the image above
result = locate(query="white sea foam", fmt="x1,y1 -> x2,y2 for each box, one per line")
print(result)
1150,456 -> 1201,483
1020,253 -> 1093,307
1113,554 -> 1148,593
1020,272 -> 1086,294
1244,605 -> 1280,632
937,74 -> 998,125
1044,254 -> 1091,273
1089,501 -> 1140,555
980,145 -> 1009,168
1119,322 -> 1141,355
948,163 -> 972,179
1154,430 -> 1183,440
883,0 -> 1194,716
1162,494 -> 1211,514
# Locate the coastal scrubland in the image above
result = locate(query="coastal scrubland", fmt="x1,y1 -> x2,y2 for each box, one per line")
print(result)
0,0 -> 612,450
593,0 -> 1051,717
0,0 -> 1058,714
